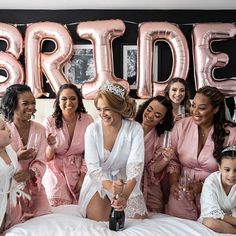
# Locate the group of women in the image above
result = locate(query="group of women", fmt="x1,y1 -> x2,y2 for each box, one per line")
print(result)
0,78 -> 235,234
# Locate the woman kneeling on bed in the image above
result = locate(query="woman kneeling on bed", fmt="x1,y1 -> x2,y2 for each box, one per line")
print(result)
199,146 -> 236,234
79,82 -> 148,221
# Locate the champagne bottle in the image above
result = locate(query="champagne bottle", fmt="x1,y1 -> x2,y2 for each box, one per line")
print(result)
109,194 -> 125,231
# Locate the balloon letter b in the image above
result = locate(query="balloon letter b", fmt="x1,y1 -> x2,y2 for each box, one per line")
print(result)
0,23 -> 24,96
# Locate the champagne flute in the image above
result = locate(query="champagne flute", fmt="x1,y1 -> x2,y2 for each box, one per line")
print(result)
27,133 -> 38,150
178,105 -> 185,118
178,169 -> 190,199
162,131 -> 171,149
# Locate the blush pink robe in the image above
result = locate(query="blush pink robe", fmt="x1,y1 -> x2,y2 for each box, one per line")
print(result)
44,113 -> 93,206
166,117 -> 236,220
141,128 -> 166,213
5,121 -> 52,229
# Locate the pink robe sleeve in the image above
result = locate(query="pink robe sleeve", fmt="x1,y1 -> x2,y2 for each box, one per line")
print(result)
146,133 -> 166,184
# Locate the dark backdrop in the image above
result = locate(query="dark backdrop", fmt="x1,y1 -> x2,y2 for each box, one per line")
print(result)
0,10 -> 235,98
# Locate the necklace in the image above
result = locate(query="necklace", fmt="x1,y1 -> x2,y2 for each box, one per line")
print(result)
64,116 -> 77,128
199,126 -> 211,138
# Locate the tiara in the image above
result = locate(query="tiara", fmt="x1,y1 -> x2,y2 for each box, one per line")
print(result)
222,146 -> 236,153
100,82 -> 125,99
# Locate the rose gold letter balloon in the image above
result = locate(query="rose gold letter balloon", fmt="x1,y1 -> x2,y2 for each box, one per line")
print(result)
0,23 -> 24,96
137,22 -> 189,98
77,19 -> 129,99
192,23 -> 236,96
25,22 -> 72,98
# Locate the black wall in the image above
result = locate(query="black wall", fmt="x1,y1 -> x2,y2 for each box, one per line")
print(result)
0,10 -> 236,98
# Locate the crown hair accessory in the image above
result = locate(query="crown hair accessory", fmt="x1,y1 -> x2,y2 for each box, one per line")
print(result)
100,82 -> 125,99
222,146 -> 236,153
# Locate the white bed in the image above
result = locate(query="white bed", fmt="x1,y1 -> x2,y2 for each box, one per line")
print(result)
4,205 -> 234,236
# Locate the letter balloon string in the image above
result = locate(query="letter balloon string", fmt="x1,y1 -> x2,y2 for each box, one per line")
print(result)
11,20 -> 236,29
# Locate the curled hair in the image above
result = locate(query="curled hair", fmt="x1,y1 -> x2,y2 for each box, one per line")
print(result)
94,83 -> 136,119
196,86 -> 236,160
216,146 -> 236,164
52,83 -> 87,128
164,77 -> 191,114
135,96 -> 173,136
0,84 -> 32,123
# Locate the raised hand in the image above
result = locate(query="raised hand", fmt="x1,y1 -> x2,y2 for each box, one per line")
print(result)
17,146 -> 36,160
47,133 -> 57,147
14,169 -> 35,182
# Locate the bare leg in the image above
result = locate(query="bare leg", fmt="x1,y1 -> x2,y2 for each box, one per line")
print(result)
86,192 -> 111,221
203,218 -> 236,234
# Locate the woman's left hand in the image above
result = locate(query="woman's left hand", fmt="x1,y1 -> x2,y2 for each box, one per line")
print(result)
185,181 -> 202,201
174,114 -> 183,123
162,147 -> 174,162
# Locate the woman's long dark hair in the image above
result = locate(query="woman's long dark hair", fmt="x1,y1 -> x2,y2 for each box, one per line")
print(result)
196,86 -> 236,160
53,83 -> 87,128
0,84 -> 33,123
135,96 -> 173,136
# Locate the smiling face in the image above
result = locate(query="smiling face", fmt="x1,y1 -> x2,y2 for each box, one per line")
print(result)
168,82 -> 186,105
219,158 -> 236,191
96,97 -> 122,127
0,119 -> 11,148
142,100 -> 167,128
191,93 -> 218,127
59,88 -> 79,115
13,91 -> 36,121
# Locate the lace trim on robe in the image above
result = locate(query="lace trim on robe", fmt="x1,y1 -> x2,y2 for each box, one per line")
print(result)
125,194 -> 148,218
206,209 -> 225,220
127,162 -> 143,181
89,169 -> 109,184
30,167 -> 42,189
89,149 -> 111,184
50,198 -> 72,207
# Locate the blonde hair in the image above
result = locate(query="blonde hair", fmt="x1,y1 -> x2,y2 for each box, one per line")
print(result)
94,83 -> 136,119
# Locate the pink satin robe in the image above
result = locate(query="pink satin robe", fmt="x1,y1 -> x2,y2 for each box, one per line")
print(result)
44,113 -> 93,206
5,121 -> 52,229
166,117 -> 236,220
141,128 -> 166,213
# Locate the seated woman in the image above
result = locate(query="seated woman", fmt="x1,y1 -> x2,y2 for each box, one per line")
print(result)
0,118 -> 19,234
164,77 -> 191,123
166,86 -> 236,220
199,146 -> 236,234
0,84 -> 51,230
44,83 -> 93,206
79,82 -> 148,221
135,96 -> 173,213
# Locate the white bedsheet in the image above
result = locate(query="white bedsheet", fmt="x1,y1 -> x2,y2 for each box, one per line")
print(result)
4,205 -> 234,236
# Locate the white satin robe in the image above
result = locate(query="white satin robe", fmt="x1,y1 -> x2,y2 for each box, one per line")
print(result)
79,119 -> 147,218
0,145 -> 18,228
199,171 -> 236,223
